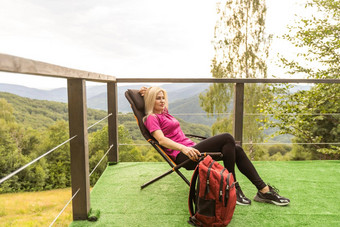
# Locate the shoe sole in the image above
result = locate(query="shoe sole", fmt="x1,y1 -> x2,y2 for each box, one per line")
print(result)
253,195 -> 289,206
236,201 -> 251,206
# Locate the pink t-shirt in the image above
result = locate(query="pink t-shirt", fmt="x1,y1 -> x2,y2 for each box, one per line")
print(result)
144,109 -> 196,160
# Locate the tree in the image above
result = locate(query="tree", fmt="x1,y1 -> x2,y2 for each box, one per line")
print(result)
117,125 -> 143,162
210,0 -> 269,79
88,125 -> 109,185
199,0 -> 270,156
0,118 -> 26,192
258,0 -> 340,159
40,120 -> 71,189
0,99 -> 45,192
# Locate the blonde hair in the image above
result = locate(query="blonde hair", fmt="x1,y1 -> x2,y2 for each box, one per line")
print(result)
143,87 -> 168,122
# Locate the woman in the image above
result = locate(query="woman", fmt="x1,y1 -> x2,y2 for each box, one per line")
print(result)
140,86 -> 290,206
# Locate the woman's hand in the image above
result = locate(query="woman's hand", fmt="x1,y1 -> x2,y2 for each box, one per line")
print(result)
152,130 -> 201,161
139,86 -> 148,96
181,146 -> 201,161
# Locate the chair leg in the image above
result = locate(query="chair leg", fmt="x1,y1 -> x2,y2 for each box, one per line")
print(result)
141,169 -> 174,189
141,168 -> 190,189
141,159 -> 192,189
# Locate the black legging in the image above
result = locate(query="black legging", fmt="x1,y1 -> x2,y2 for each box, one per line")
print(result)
175,133 -> 266,190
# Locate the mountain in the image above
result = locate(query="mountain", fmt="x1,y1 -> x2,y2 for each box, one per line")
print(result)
0,83 -> 68,102
0,82 -> 213,125
0,91 -> 212,139
86,83 -> 210,112
0,83 -> 209,111
0,92 -> 107,131
170,94 -> 217,125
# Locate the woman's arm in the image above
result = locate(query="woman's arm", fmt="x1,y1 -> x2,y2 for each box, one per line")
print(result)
152,129 -> 201,161
139,86 -> 148,96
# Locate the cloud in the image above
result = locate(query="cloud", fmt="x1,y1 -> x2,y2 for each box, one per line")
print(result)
1,0 -> 308,88
1,0 -> 216,74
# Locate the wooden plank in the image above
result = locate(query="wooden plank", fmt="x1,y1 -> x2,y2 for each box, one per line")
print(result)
67,79 -> 90,220
107,82 -> 118,163
233,83 -> 244,146
116,78 -> 340,84
0,53 -> 115,82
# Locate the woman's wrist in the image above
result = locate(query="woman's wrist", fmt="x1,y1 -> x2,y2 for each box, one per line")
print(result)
178,145 -> 186,152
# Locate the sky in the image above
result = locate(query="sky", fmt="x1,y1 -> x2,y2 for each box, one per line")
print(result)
0,0 -> 306,90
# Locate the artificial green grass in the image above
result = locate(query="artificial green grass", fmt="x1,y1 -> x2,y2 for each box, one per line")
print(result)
70,160 -> 340,227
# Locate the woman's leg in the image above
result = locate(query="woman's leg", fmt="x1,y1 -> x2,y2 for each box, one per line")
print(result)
190,133 -> 266,191
176,133 -> 266,190
176,133 -> 290,206
193,133 -> 237,178
175,133 -> 236,171
235,145 -> 266,190
175,151 -> 197,170
191,133 -> 252,205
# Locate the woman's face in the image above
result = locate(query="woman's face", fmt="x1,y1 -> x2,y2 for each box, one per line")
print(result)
153,91 -> 166,114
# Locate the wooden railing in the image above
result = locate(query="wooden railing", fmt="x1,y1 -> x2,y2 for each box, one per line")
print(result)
0,53 -> 339,221
0,53 -> 118,220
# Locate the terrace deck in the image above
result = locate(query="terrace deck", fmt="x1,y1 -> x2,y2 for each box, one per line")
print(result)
70,160 -> 340,227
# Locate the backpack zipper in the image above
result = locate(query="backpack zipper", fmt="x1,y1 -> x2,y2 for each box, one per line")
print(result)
224,173 -> 232,207
219,168 -> 227,202
204,161 -> 215,198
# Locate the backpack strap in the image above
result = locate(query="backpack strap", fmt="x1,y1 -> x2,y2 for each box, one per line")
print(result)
219,168 -> 227,202
188,164 -> 199,217
204,161 -> 215,198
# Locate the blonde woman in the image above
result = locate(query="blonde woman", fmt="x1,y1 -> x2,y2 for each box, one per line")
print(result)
140,86 -> 290,206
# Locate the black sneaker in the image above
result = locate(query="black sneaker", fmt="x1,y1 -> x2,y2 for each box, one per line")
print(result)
254,185 -> 290,206
236,188 -> 251,205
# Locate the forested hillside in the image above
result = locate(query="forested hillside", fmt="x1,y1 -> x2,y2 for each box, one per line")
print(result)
0,92 -> 106,131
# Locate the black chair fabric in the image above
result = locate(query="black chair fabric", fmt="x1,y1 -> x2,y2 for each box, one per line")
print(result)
125,89 -> 154,142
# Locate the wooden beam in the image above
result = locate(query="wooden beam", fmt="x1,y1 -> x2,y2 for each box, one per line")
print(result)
116,78 -> 340,84
67,79 -> 90,220
233,83 -> 244,146
107,82 -> 118,163
0,53 -> 115,82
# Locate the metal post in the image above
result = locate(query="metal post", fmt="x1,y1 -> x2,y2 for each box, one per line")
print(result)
67,79 -> 90,220
233,83 -> 244,146
107,82 -> 118,163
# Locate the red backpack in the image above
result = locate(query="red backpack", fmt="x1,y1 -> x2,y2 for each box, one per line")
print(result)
188,155 -> 236,227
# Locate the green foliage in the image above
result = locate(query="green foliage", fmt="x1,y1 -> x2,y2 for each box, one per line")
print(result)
281,0 -> 340,79
41,120 -> 71,189
0,92 -> 107,131
268,144 -> 292,156
0,98 -> 15,122
0,99 -> 46,192
259,0 -> 340,159
245,144 -> 294,161
290,145 -> 313,160
118,125 -> 144,162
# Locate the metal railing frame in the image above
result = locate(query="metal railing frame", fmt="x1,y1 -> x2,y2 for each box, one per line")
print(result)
1,53 -> 339,220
